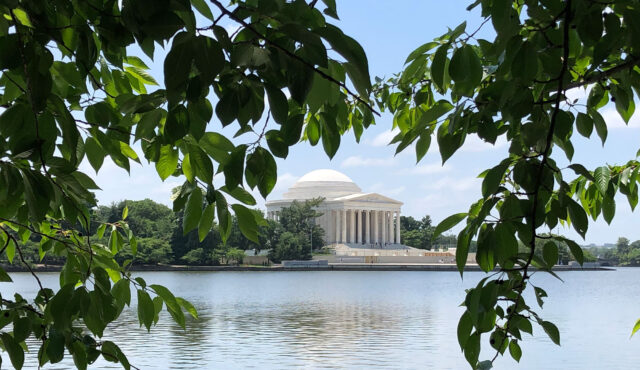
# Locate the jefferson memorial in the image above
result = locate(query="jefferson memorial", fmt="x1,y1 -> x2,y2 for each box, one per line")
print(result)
266,169 -> 402,246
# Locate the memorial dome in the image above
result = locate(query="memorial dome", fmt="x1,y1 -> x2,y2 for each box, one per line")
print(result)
282,169 -> 362,200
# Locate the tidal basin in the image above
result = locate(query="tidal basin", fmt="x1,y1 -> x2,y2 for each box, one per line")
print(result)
3,269 -> 640,369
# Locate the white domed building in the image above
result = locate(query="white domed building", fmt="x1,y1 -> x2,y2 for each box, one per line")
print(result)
266,169 -> 403,247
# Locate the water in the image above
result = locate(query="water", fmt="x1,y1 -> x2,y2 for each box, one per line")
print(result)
2,269 -> 640,369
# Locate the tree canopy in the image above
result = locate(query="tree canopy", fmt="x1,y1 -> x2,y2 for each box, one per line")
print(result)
1,0 -> 640,369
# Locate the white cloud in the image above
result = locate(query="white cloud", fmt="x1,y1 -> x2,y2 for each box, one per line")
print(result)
412,163 -> 451,175
366,183 -> 406,196
340,155 -> 396,168
423,176 -> 480,192
272,172 -> 299,194
368,129 -> 398,147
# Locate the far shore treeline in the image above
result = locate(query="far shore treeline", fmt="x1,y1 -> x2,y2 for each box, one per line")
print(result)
2,198 -> 636,267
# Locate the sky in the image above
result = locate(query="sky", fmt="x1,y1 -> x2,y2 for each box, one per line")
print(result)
81,1 -> 640,245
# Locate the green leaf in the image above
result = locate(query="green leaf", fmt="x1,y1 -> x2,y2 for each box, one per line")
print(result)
602,195 -> 615,224
590,109 -> 607,145
84,137 -> 105,173
463,332 -> 480,367
12,317 -> 31,342
457,311 -> 473,349
193,36 -> 224,84
543,241 -> 558,267
1,332 -> 24,369
509,340 -> 522,362
125,66 -> 158,86
568,164 -> 595,182
220,185 -> 256,206
137,290 -> 155,331
215,191 -> 232,243
177,297 -> 198,319
562,238 -> 584,265
265,85 -> 289,124
96,224 -> 107,239
431,44 -> 450,93
183,189 -> 203,235
155,145 -> 178,181
0,266 -> 12,282
567,198 -> 588,238
437,120 -> 464,164
449,45 -> 482,96
406,41 -> 438,64
198,204 -> 215,242
594,166 -> 611,195
433,213 -> 467,239
223,145 -> 246,190
199,132 -> 234,163
631,318 -> 640,338
47,328 -> 65,363
512,42 -> 539,81
419,100 -> 454,125
576,113 -> 593,138
231,204 -> 259,243
111,278 -> 131,309
317,25 -> 371,98
164,33 -> 194,100
151,284 -> 185,329
266,130 -> 290,158
415,133 -> 431,163
122,206 -> 129,220
191,0 -> 214,20
541,321 -> 560,345
456,229 -> 471,274
482,162 -> 509,198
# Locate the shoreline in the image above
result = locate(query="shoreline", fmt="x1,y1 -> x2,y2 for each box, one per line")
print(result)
1,264 -> 615,272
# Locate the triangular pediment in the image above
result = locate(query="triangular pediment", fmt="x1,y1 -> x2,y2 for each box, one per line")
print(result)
334,192 -> 403,205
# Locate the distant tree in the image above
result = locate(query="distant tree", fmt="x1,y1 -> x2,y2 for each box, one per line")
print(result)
617,237 -> 631,255
400,216 -> 422,232
269,231 -> 311,263
226,248 -> 245,265
276,198 -> 325,250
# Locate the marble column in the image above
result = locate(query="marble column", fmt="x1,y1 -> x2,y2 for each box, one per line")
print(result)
389,211 -> 394,244
341,209 -> 347,243
373,210 -> 379,244
365,210 -> 370,244
357,210 -> 362,244
395,210 -> 401,244
349,209 -> 355,243
335,210 -> 340,244
381,211 -> 387,245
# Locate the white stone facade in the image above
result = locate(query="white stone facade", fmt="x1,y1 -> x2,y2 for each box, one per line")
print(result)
265,169 -> 403,246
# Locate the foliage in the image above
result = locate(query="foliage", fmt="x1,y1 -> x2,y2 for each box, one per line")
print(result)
400,215 -> 459,250
225,247 -> 245,265
0,0 -> 370,368
266,198 -> 324,262
374,0 -> 640,367
268,231 -> 311,263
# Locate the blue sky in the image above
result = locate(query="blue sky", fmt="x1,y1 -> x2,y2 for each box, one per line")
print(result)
83,1 -> 640,245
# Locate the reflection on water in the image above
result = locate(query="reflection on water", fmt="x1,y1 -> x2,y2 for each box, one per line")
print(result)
3,270 -> 640,369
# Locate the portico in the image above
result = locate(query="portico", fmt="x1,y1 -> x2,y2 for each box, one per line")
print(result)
266,169 -> 403,246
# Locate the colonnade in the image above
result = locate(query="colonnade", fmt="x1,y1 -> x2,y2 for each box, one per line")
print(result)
323,208 -> 401,245
266,208 -> 402,246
